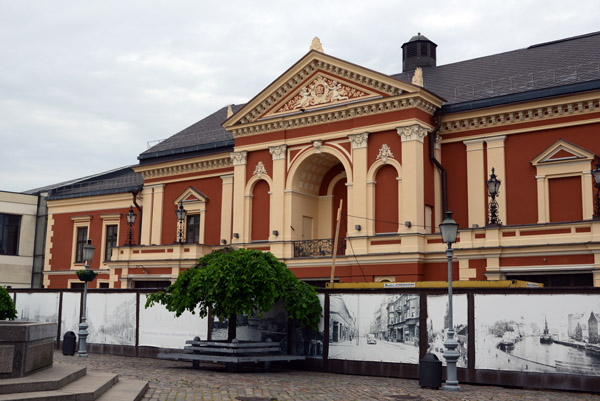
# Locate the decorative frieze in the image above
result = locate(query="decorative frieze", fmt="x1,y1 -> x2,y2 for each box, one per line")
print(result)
253,162 -> 267,178
138,157 -> 233,180
230,96 -> 437,138
348,132 -> 369,149
397,124 -> 428,143
440,97 -> 600,134
313,140 -> 323,154
269,145 -> 287,160
230,151 -> 248,166
376,144 -> 394,164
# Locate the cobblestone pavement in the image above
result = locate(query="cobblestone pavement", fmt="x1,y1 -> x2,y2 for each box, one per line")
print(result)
54,351 -> 600,401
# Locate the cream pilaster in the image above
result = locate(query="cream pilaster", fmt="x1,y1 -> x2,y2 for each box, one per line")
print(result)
536,175 -> 547,223
269,145 -> 287,256
348,133 -> 369,252
463,138 -> 485,228
582,170 -> 594,219
458,258 -> 476,281
398,124 -> 427,233
485,136 -> 507,224
230,151 -> 248,244
220,174 -> 234,244
140,184 -> 164,245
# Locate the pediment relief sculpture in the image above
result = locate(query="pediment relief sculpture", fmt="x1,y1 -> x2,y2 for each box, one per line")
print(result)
273,74 -> 375,115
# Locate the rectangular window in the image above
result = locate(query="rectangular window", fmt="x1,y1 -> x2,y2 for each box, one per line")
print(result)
186,215 -> 200,244
104,225 -> 118,261
75,227 -> 88,263
0,213 -> 21,255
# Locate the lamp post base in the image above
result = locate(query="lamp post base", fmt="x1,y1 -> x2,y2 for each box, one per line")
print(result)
78,321 -> 88,358
443,328 -> 460,391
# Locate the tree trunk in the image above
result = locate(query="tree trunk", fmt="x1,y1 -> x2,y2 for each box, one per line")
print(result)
227,314 -> 236,342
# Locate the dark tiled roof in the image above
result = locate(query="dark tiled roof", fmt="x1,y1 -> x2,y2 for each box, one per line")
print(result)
138,104 -> 245,163
392,31 -> 600,105
39,166 -> 143,200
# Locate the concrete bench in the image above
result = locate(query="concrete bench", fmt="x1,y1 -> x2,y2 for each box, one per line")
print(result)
157,338 -> 305,372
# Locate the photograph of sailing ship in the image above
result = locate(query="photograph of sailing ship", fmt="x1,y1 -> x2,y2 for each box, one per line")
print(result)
426,295 -> 468,367
475,294 -> 600,376
328,294 -> 420,364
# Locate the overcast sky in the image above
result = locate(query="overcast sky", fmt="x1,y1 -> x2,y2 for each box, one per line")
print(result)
1,1 -> 598,193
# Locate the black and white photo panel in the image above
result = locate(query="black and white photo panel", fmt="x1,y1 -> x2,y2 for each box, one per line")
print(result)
426,294 -> 468,368
329,293 -> 420,364
475,294 -> 600,376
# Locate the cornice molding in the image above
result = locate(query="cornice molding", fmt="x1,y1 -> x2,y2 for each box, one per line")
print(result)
139,156 -> 233,180
440,97 -> 600,135
229,95 -> 437,139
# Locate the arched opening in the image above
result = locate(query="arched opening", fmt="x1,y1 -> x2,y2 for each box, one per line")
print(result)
288,151 -> 348,256
251,179 -> 270,241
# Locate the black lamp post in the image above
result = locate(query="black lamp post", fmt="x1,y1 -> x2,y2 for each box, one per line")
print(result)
487,168 -> 501,225
593,161 -> 600,219
439,211 -> 460,391
78,239 -> 95,358
176,200 -> 187,243
126,206 -> 136,246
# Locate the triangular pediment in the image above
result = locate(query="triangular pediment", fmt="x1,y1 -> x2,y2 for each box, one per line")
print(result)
531,139 -> 595,166
223,50 -> 440,129
174,187 -> 209,205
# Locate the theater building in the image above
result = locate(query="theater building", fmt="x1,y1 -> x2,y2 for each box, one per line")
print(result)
41,32 -> 600,289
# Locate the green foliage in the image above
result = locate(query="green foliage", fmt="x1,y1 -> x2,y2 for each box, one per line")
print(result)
0,287 -> 17,320
145,248 -> 322,330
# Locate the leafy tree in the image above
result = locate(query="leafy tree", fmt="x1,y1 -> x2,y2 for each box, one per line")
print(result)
145,248 -> 322,341
0,287 -> 17,320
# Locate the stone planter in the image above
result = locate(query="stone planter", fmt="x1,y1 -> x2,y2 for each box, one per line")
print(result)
0,321 -> 56,378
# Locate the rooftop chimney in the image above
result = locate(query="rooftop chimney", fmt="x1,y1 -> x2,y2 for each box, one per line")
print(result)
401,33 -> 437,72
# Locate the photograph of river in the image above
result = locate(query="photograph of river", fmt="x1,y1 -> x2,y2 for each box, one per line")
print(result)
475,294 -> 600,376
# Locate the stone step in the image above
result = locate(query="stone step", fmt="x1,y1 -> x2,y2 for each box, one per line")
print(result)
0,371 -> 118,401
95,378 -> 149,401
0,365 -> 86,394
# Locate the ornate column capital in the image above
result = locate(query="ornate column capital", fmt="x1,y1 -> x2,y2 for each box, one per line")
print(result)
348,132 -> 369,149
397,124 -> 428,143
269,144 -> 287,160
230,151 -> 248,166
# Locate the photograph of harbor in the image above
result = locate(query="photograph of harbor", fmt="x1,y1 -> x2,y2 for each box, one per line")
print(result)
426,294 -> 468,367
475,294 -> 600,376
328,294 -> 420,364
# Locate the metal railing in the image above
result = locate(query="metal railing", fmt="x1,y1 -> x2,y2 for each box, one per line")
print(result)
452,61 -> 600,102
293,238 -> 346,257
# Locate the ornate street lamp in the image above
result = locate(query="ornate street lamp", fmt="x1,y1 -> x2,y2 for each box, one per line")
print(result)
487,168 -> 501,225
592,161 -> 600,219
439,211 -> 460,391
176,200 -> 187,243
126,206 -> 136,246
78,239 -> 95,358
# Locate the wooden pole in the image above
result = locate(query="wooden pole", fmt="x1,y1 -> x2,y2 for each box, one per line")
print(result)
329,199 -> 343,285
